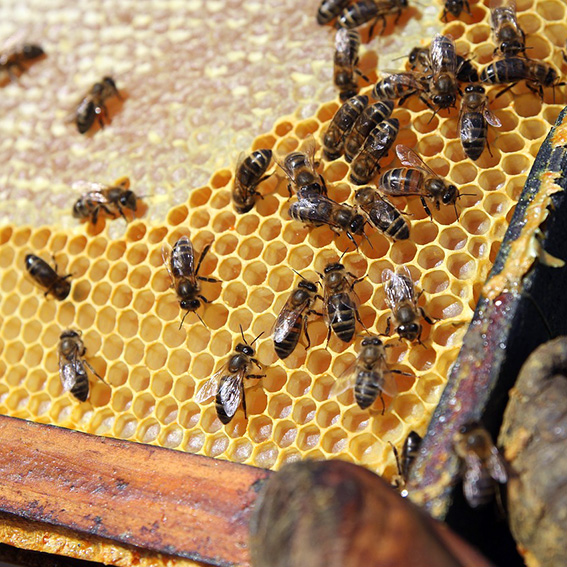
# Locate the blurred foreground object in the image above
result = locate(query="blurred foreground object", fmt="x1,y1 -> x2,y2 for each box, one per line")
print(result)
499,337 -> 567,567
249,460 -> 494,567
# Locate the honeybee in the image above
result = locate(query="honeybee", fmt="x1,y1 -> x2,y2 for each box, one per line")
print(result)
344,100 -> 394,162
427,34 -> 460,110
276,138 -> 327,196
317,0 -> 350,24
0,41 -> 44,80
331,336 -> 403,413
454,421 -> 508,508
58,329 -> 105,402
322,94 -> 368,161
372,72 -> 426,105
195,330 -> 265,424
319,261 -> 365,343
378,144 -> 461,218
75,76 -> 122,134
480,57 -> 563,99
72,177 -> 140,224
490,0 -> 526,57
459,84 -> 501,161
25,254 -> 72,300
273,275 -> 323,360
162,236 -> 219,328
338,0 -> 409,37
442,0 -> 471,20
407,46 -> 479,83
232,149 -> 273,213
354,186 -> 409,240
382,265 -> 434,343
391,430 -> 423,491
289,193 -> 367,248
334,28 -> 368,102
349,118 -> 399,185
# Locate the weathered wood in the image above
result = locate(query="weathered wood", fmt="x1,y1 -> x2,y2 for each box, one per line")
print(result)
0,415 -> 271,566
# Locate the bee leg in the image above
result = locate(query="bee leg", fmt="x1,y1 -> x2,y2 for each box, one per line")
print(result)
195,243 -> 213,276
346,231 -> 359,251
241,382 -> 247,420
91,206 -> 101,225
379,393 -> 386,416
494,82 -> 517,99
115,203 -> 129,223
420,308 -> 436,326
354,307 -> 369,334
319,174 -> 328,196
420,197 -> 433,219
198,276 -> 220,284
83,359 -> 105,383
287,182 -> 293,199
325,325 -> 332,348
197,294 -> 211,304
384,317 -> 392,336
247,374 -> 266,379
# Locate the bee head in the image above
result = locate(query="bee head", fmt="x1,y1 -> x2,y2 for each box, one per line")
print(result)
235,343 -> 255,357
354,187 -> 374,207
23,44 -> 44,60
120,190 -> 138,211
349,214 -> 366,235
432,93 -> 456,108
298,280 -> 318,293
102,76 -> 118,91
72,199 -> 87,218
464,84 -> 484,94
323,262 -> 344,275
180,298 -> 201,311
398,322 -> 421,341
442,185 -> 459,205
361,336 -> 382,347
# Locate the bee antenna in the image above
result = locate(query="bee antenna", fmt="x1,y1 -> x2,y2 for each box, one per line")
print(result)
338,249 -> 348,262
292,268 -> 306,281
239,324 -> 247,345
453,202 -> 460,220
179,310 -> 190,330
251,331 -> 265,346
196,312 -> 209,329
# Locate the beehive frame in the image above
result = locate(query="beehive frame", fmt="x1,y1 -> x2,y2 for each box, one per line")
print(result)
1,0 -> 567,563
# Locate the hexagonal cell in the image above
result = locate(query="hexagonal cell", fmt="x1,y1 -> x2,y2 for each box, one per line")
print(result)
159,424 -> 184,449
243,261 -> 268,287
267,393 -> 293,420
422,270 -> 450,294
137,418 -> 161,444
292,398 -> 316,425
185,430 -> 206,453
417,245 -> 445,270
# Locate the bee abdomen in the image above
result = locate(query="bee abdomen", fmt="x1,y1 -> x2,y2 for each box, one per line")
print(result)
328,294 -> 356,342
369,203 -> 409,240
71,376 -> 89,402
274,317 -> 303,360
460,112 -> 487,161
317,0 -> 349,24
354,370 -> 381,409
238,150 -> 272,187
470,470 -> 496,508
171,239 -> 194,278
338,0 -> 378,28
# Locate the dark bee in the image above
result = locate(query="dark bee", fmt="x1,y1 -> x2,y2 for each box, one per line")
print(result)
232,149 -> 273,213
349,118 -> 399,185
372,72 -> 426,105
319,261 -> 365,343
195,330 -> 264,424
382,265 -> 434,343
317,0 -> 350,24
391,430 -> 423,492
0,42 -> 44,80
276,138 -> 326,196
459,84 -> 501,161
162,236 -> 220,328
331,336 -> 401,413
322,94 -> 368,161
338,0 -> 409,37
454,421 -> 508,508
442,0 -> 471,20
75,76 -> 122,134
354,186 -> 409,240
273,275 -> 323,360
72,177 -> 140,224
480,57 -> 563,99
427,34 -> 459,110
58,330 -> 105,402
334,28 -> 368,101
289,192 -> 367,248
490,0 -> 526,57
407,46 -> 478,83
378,144 -> 461,218
344,100 -> 394,162
25,254 -> 72,300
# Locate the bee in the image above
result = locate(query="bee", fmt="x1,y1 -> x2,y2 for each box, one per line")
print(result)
349,118 -> 399,185
391,430 -> 423,491
442,0 -> 471,20
25,254 -> 72,300
407,47 -> 478,83
378,144 -> 461,218
195,330 -> 265,424
459,84 -> 502,161
289,192 -> 367,248
372,72 -> 426,105
0,42 -> 44,80
72,177 -> 140,224
480,57 -> 563,99
273,275 -> 323,360
276,138 -> 327,196
317,0 -> 350,25
490,0 -> 526,57
322,94 -> 368,161
332,336 -> 400,414
334,28 -> 368,102
338,0 -> 409,37
75,76 -> 122,134
162,236 -> 219,328
344,100 -> 394,163
454,421 -> 508,508
58,330 -> 105,402
232,149 -> 273,213
319,261 -> 365,343
427,34 -> 460,110
382,265 -> 434,343
354,186 -> 409,240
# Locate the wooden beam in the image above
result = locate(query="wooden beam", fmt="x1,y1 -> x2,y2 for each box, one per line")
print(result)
0,415 -> 271,566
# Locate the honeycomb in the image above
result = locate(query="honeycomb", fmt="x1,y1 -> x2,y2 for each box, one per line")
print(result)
1,0 -> 567,563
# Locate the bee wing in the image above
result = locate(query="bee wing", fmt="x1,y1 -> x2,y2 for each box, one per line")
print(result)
490,0 -> 517,14
172,236 -> 195,278
300,135 -> 318,165
273,296 -> 304,344
0,30 -> 28,54
330,360 -> 359,398
395,145 -> 439,178
483,108 -> 502,128
384,266 -> 415,306
161,243 -> 175,283
430,34 -> 457,73
488,446 -> 508,483
217,371 -> 245,420
335,26 -> 350,51
71,181 -> 111,202
462,453 -> 485,507
195,364 -> 229,404
59,349 -> 79,392
379,364 -> 399,398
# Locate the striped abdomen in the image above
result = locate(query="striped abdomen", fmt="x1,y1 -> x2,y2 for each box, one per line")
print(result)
354,369 -> 382,409
274,316 -> 303,360
337,0 -> 379,28
373,73 -> 420,101
215,376 -> 239,424
460,112 -> 486,161
236,149 -> 272,188
317,0 -> 350,24
378,167 -> 424,196
70,367 -> 89,402
327,292 -> 356,342
368,200 -> 409,240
